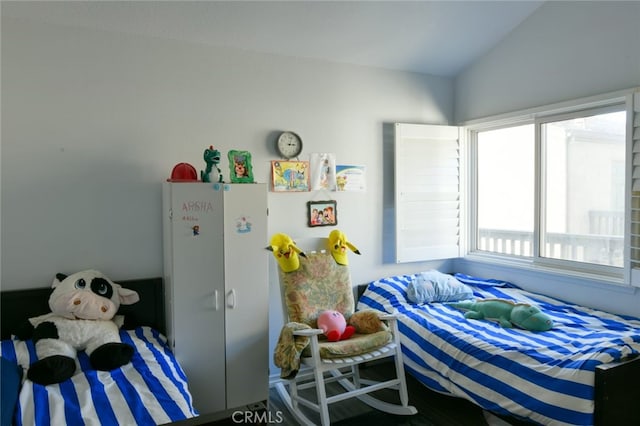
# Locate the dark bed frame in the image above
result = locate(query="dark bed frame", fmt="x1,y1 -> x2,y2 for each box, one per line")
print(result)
1,277 -> 165,340
356,284 -> 640,425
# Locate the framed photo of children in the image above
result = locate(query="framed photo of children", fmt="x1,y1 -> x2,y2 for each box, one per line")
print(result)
307,200 -> 337,227
228,150 -> 254,183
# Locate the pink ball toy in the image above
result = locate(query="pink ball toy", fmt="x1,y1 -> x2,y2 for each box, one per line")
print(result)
317,310 -> 355,342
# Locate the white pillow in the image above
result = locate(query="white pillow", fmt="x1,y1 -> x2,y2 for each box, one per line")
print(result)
407,270 -> 474,304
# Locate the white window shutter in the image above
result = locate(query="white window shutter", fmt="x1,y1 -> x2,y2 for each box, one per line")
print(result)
628,91 -> 640,286
394,123 -> 461,263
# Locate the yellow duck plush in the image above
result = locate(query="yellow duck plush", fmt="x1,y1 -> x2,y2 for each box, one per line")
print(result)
327,230 -> 360,265
267,233 -> 306,272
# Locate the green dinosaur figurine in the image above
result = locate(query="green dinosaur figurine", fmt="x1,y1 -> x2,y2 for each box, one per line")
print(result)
451,299 -> 553,331
201,145 -> 223,183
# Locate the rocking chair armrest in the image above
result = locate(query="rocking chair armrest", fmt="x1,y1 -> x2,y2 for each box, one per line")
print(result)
293,328 -> 324,337
377,313 -> 401,337
378,313 -> 398,321
378,313 -> 400,329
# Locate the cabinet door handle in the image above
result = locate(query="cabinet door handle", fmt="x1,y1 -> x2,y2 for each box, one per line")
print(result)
213,290 -> 219,310
227,289 -> 237,309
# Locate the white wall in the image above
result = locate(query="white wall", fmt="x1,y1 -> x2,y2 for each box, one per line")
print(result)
1,17 -> 453,289
1,17 -> 454,376
455,1 -> 640,123
454,1 -> 640,318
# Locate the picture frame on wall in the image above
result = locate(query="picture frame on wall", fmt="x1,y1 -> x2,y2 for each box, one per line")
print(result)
228,150 -> 254,183
271,160 -> 310,192
307,200 -> 337,227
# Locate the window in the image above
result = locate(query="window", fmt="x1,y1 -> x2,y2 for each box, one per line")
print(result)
471,103 -> 627,276
539,109 -> 626,268
476,124 -> 534,256
394,89 -> 638,285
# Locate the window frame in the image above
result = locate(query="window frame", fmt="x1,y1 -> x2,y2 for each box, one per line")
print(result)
464,90 -> 632,285
469,120 -> 535,261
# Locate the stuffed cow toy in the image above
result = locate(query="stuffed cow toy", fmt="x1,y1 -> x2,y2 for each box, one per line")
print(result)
16,270 -> 140,385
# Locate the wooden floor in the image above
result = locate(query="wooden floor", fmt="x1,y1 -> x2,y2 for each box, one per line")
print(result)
265,360 -> 533,426
200,359 -> 536,425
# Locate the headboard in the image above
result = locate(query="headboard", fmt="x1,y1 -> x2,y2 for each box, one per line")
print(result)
1,277 -> 165,339
357,284 -> 369,301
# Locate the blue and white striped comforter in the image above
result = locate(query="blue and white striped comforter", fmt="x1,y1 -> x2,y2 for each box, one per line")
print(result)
357,274 -> 640,426
1,326 -> 197,426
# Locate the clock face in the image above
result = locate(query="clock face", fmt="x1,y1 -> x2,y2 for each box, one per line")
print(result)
276,131 -> 303,159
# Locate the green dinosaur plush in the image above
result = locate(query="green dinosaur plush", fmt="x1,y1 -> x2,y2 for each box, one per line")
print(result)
451,299 -> 553,331
200,145 -> 223,183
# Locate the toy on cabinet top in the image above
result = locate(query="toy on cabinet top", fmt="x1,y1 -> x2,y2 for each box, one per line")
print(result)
228,150 -> 254,183
168,162 -> 198,182
201,146 -> 223,183
14,270 -> 140,385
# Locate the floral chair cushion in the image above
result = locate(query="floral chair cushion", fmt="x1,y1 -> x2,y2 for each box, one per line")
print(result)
279,252 -> 355,327
311,331 -> 392,359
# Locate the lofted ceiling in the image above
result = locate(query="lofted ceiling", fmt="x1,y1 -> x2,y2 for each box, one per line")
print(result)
1,0 -> 544,77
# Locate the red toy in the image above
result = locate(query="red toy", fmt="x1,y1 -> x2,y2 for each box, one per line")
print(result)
167,163 -> 198,182
317,310 -> 355,342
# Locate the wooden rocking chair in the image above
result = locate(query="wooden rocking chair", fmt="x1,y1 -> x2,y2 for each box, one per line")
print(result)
273,238 -> 417,425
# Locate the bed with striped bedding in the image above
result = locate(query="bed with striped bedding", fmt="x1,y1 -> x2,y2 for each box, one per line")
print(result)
357,273 -> 640,425
1,326 -> 197,426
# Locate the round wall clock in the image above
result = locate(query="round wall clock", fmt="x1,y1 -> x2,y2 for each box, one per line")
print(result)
276,131 -> 303,159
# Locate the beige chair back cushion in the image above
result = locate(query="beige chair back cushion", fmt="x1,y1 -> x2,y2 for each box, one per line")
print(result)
279,252 -> 354,327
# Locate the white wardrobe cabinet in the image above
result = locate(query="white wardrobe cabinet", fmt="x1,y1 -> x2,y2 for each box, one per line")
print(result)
162,182 -> 268,415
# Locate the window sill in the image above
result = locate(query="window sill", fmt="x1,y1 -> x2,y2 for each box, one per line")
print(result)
461,252 -> 635,293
